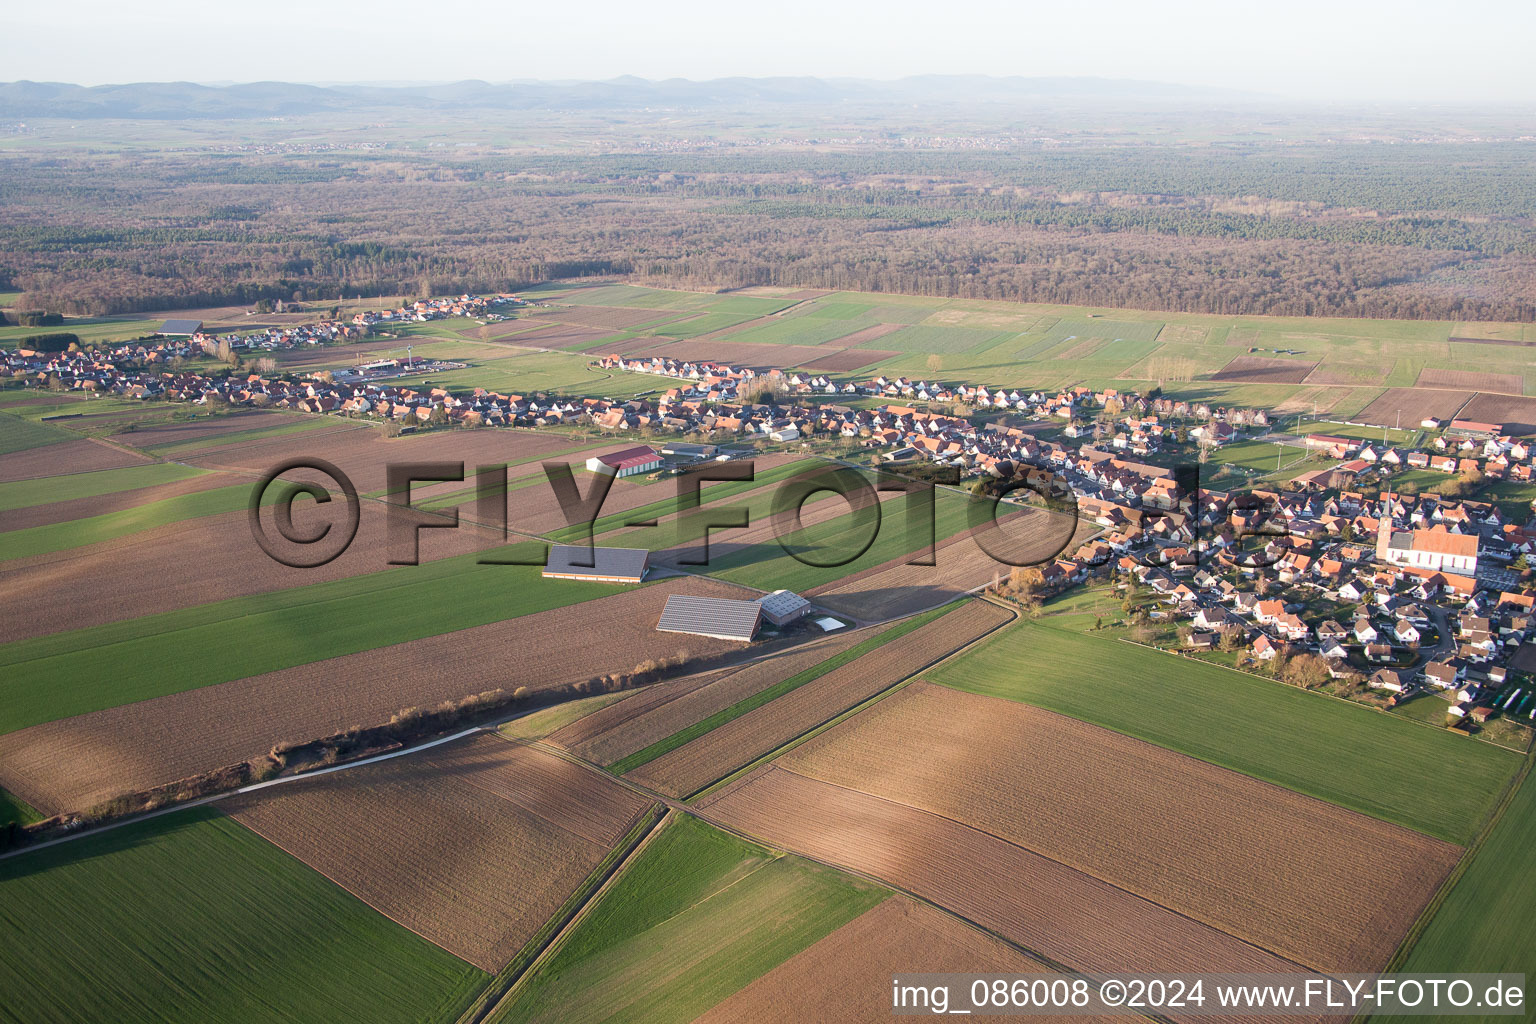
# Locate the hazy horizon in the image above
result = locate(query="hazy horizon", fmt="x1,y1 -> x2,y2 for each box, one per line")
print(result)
4,0 -> 1534,105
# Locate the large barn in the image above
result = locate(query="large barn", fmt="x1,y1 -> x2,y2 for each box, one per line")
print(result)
156,319 -> 203,337
656,594 -> 762,643
586,446 -> 663,478
542,545 -> 650,584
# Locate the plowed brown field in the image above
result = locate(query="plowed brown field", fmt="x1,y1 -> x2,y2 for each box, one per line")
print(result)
1356,387 -> 1473,427
700,766 -> 1323,1024
773,682 -> 1458,971
696,897 -> 1081,1024
0,577 -> 760,812
479,322 -> 615,349
225,734 -> 652,971
0,439 -> 151,482
112,410 -> 321,450
625,600 -> 1013,798
1458,393 -> 1536,434
795,348 -> 897,372
560,631 -> 868,765
1209,355 -> 1318,384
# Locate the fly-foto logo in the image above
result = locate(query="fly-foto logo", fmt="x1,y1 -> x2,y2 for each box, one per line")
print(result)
246,457 -> 1099,572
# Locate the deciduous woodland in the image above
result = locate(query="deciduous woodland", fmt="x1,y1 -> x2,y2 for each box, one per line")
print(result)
5,142 -> 1535,320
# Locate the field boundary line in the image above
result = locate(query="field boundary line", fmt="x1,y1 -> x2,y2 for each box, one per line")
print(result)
465,806 -> 673,1024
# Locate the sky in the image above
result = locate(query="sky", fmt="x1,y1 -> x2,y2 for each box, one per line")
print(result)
5,0 -> 1535,104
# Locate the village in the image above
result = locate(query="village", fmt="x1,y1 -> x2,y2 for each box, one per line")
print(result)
4,299 -> 1535,740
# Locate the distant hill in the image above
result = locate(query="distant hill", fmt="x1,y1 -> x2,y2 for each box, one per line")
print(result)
0,76 -> 1254,119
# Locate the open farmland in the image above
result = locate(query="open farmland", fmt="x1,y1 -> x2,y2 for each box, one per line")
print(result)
226,735 -> 653,972
700,766 -> 1322,1019
0,471 -> 236,535
624,599 -> 1013,798
1414,367 -> 1524,393
1457,392 -> 1536,434
0,461 -> 206,513
1208,354 -> 1319,383
804,507 -> 1094,621
0,432 -> 642,644
0,807 -> 486,1024
0,437 -> 152,482
110,409 -> 340,452
694,897 -> 1091,1024
0,576 -> 764,812
1375,770 -> 1536,1024
927,621 -> 1520,843
777,682 -> 1459,971
1355,387 -> 1474,428
556,631 -> 868,766
491,813 -> 886,1024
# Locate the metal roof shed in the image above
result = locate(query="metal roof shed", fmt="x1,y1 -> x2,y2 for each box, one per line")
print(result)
656,594 -> 761,643
542,545 -> 650,584
157,319 -> 204,336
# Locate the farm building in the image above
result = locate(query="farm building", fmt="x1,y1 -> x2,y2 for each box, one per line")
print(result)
656,594 -> 761,642
756,589 -> 811,627
157,319 -> 203,336
661,441 -> 717,459
1447,419 -> 1502,439
586,446 -> 662,478
542,545 -> 650,584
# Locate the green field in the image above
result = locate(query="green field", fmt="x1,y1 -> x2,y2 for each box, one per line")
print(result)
0,808 -> 486,1024
928,621 -> 1521,843
609,603 -> 956,776
723,317 -> 870,347
1374,765 -> 1536,1024
0,550 -> 617,734
388,350 -> 661,399
0,785 -> 40,829
0,410 -> 75,454
493,813 -> 886,1024
0,482 -> 258,561
498,692 -> 631,741
493,285 -> 1536,420
706,484 -> 983,594
0,463 -> 208,512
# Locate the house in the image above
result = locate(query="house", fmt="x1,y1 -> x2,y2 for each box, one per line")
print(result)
1393,619 -> 1422,645
586,445 -> 663,478
1353,617 -> 1379,644
1370,669 -> 1406,693
1423,661 -> 1461,689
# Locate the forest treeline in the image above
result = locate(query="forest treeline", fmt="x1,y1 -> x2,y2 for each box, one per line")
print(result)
3,143 -> 1534,320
